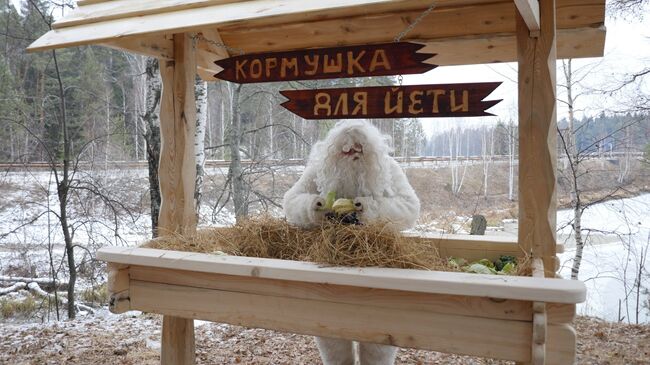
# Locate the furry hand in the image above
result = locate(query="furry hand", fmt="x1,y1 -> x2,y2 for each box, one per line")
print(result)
353,196 -> 380,222
307,196 -> 328,225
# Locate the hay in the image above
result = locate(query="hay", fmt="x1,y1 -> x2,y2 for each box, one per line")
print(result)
143,216 -> 528,274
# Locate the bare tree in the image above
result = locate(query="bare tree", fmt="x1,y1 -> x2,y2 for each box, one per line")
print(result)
142,58 -> 162,237
194,76 -> 208,217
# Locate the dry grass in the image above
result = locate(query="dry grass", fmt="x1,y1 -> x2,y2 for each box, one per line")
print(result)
145,216 -> 530,274
146,216 -> 448,270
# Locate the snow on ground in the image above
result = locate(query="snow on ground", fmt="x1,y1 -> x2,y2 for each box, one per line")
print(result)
1,167 -> 649,324
558,194 -> 650,324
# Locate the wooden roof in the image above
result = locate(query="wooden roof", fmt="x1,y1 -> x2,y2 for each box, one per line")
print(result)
28,0 -> 606,79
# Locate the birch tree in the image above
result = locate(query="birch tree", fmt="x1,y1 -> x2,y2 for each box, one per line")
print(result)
194,76 -> 208,217
142,58 -> 162,237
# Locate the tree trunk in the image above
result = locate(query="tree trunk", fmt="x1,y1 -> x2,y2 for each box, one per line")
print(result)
227,83 -> 247,221
52,49 -> 76,319
143,58 -> 162,237
563,59 -> 586,279
194,76 -> 208,218
570,201 -> 584,279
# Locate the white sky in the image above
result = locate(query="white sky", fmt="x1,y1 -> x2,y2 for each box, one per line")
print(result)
405,6 -> 650,136
12,1 -> 650,137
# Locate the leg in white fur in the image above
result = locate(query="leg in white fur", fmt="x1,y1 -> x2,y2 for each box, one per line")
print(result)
358,343 -> 398,365
315,337 -> 355,365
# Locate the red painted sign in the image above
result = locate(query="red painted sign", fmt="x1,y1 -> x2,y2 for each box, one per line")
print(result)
279,83 -> 502,119
214,42 -> 436,83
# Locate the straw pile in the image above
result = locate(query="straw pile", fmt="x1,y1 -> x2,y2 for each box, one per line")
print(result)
143,216 -> 529,274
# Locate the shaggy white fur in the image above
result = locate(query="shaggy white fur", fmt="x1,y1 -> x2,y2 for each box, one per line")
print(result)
283,120 -> 421,365
283,120 -> 420,230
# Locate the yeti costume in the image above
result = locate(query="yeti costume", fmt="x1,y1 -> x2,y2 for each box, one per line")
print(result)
282,120 -> 420,365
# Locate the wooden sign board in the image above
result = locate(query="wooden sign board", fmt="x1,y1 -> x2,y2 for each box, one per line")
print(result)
214,42 -> 436,83
280,83 -> 502,119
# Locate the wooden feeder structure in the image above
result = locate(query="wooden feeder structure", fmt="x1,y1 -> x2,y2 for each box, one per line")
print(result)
29,0 -> 606,364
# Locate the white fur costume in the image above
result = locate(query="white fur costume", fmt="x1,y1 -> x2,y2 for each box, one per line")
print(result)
283,120 -> 420,365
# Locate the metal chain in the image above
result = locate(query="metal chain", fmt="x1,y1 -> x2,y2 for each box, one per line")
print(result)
189,33 -> 245,55
393,1 -> 437,43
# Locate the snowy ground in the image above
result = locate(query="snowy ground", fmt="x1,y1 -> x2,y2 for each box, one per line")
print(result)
1,312 -> 648,365
557,194 -> 650,324
0,167 -> 648,324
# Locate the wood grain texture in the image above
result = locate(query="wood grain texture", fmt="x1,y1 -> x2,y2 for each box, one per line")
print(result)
419,25 -> 604,65
195,29 -> 229,81
158,34 -> 198,235
128,265 -> 577,323
217,0 -> 603,52
162,316 -> 195,365
515,0 -> 541,31
103,34 -> 174,60
280,83 -> 501,119
96,247 -> 586,303
215,42 -> 435,83
132,280 -> 535,362
128,280 -> 577,363
107,263 -> 130,314
517,0 -> 558,275
58,0 -> 435,30
28,0 -> 604,63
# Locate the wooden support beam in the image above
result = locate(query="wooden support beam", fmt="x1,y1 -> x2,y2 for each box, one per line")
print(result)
195,29 -> 229,81
517,0 -> 558,276
514,0 -> 541,32
107,263 -> 130,313
158,33 -> 198,365
102,34 -> 174,60
162,316 -> 195,365
158,33 -> 198,235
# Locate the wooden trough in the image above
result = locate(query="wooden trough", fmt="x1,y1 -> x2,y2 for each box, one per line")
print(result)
99,237 -> 583,364
29,0 -> 602,363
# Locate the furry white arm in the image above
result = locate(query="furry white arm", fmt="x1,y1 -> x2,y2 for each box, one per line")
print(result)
354,162 -> 420,230
283,166 -> 327,228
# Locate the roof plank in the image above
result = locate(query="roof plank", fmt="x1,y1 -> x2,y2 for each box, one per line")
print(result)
217,0 -> 603,53
32,0 -> 437,51
28,0 -> 603,55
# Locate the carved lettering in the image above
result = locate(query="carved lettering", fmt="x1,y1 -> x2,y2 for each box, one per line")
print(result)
323,54 -> 343,73
369,50 -> 391,72
451,90 -> 469,112
250,59 -> 263,79
384,87 -> 403,114
333,93 -> 349,116
347,50 -> 366,75
280,82 -> 501,119
352,92 -> 368,116
265,58 -> 278,78
314,92 -> 331,116
281,58 -> 299,78
408,91 -> 424,115
235,59 -> 248,81
426,89 -> 446,113
304,55 -> 320,76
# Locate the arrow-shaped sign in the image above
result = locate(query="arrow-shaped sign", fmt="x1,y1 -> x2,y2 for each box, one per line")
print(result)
214,42 -> 436,83
280,83 -> 502,119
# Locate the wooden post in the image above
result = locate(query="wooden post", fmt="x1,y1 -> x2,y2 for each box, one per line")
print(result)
517,0 -> 557,277
162,316 -> 196,365
158,33 -> 198,235
158,32 -> 198,365
518,0 -> 557,364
